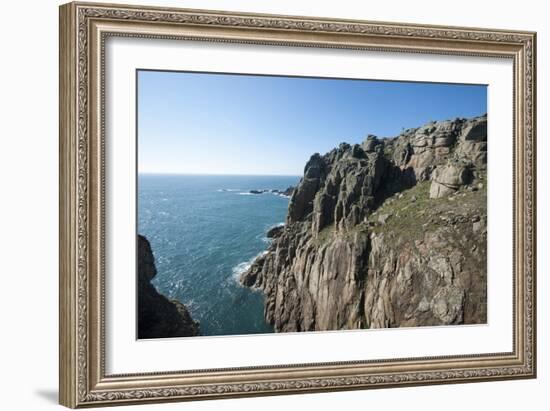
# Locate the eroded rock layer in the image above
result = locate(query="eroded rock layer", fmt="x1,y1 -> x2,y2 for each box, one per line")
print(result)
241,115 -> 487,332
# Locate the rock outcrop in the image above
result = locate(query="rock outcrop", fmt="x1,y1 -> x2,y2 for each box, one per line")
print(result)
138,235 -> 200,338
241,115 -> 487,332
266,224 -> 285,239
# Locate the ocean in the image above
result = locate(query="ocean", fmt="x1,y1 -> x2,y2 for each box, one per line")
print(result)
138,174 -> 301,337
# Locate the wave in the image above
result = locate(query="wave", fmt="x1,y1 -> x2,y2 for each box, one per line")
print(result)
258,222 -> 285,243
231,250 -> 269,283
217,188 -> 241,192
257,232 -> 270,244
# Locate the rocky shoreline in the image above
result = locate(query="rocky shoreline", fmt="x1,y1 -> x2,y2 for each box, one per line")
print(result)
137,235 -> 200,338
240,115 -> 488,332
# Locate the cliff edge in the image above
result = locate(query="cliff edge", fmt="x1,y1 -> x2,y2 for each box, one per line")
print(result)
241,115 -> 487,332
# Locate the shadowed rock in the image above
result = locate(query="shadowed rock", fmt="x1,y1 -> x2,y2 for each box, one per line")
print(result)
138,235 -> 199,339
281,186 -> 295,196
266,225 -> 284,239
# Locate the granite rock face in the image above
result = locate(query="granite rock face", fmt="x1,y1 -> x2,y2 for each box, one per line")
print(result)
429,163 -> 471,199
241,115 -> 487,332
138,235 -> 200,338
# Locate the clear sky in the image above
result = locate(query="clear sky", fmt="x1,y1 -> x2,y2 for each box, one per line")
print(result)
137,70 -> 487,176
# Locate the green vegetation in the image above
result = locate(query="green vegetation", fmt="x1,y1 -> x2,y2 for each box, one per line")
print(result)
312,173 -> 487,247
314,224 -> 336,246
368,175 -> 487,242
313,221 -> 370,246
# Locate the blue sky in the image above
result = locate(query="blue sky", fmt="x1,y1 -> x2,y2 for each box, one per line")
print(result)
137,70 -> 487,176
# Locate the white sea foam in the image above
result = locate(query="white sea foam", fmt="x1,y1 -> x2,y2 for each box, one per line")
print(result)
217,188 -> 241,192
259,222 -> 285,243
231,261 -> 252,279
231,251 -> 269,283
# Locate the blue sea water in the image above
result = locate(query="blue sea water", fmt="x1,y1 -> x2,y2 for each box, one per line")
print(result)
138,174 -> 301,337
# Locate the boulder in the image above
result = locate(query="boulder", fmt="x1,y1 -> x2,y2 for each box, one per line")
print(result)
362,135 -> 380,152
429,163 -> 471,198
455,115 -> 487,167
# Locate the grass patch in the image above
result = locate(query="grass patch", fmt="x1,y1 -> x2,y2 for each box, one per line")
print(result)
368,177 -> 486,241
311,173 -> 487,246
314,224 -> 336,246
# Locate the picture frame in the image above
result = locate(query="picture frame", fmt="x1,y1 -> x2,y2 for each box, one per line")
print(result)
59,1 -> 537,408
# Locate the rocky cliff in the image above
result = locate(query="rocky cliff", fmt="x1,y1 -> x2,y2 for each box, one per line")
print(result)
138,235 -> 200,338
241,115 -> 487,332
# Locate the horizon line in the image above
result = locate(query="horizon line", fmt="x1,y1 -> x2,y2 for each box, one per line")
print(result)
137,172 -> 303,177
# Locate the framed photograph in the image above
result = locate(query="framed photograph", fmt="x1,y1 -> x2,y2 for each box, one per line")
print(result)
59,2 -> 537,408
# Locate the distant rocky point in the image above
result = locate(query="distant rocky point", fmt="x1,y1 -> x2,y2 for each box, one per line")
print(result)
241,114 -> 487,332
138,235 -> 199,338
249,186 -> 295,196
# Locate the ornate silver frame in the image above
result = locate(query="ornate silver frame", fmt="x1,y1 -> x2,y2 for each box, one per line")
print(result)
59,1 -> 536,408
